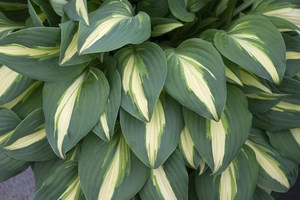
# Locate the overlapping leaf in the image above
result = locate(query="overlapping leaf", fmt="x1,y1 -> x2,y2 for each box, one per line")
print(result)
0,11 -> 24,38
282,33 -> 300,76
120,93 -> 184,168
184,85 -> 252,174
0,27 -> 86,82
78,0 -> 151,54
79,132 -> 150,200
64,0 -> 89,26
164,38 -> 226,121
115,42 -> 167,122
245,128 -> 298,192
137,0 -> 169,17
214,14 -> 286,84
43,68 -> 109,158
4,108 -> 56,161
151,18 -> 183,37
92,57 -> 121,141
195,146 -> 259,200
0,108 -> 21,145
139,150 -> 188,200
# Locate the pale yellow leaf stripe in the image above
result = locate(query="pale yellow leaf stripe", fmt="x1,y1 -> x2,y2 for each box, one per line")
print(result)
180,125 -> 197,169
0,25 -> 24,32
290,128 -> 300,146
152,23 -> 183,36
219,162 -> 237,200
0,44 -> 60,58
177,55 -> 218,120
80,15 -> 127,53
54,73 -> 85,158
230,34 -> 280,84
58,176 -> 81,200
60,31 -> 79,65
225,67 -> 243,86
98,136 -> 129,200
272,101 -> 300,112
75,0 -> 89,26
123,55 -> 149,121
264,8 -> 300,28
245,140 -> 290,188
4,127 -> 46,150
0,130 -> 13,145
246,93 -> 286,100
210,116 -> 227,173
286,51 -> 300,59
199,159 -> 206,175
100,111 -> 110,141
0,65 -> 19,97
145,99 -> 165,167
216,0 -> 229,16
239,68 -> 272,93
152,166 -> 176,199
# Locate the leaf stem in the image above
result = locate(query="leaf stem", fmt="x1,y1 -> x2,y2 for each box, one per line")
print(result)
233,0 -> 255,17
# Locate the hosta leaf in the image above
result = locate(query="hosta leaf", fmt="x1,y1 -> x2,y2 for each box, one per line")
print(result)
31,0 -> 61,27
139,150 -> 188,200
43,68 -> 109,158
0,27 -> 86,82
184,85 -> 252,174
0,146 -> 29,182
115,42 -> 167,122
50,0 -> 67,16
0,11 -> 24,38
28,0 -> 45,27
282,33 -> 300,76
215,0 -> 237,27
0,108 -> 21,145
0,64 -> 34,105
238,67 -> 272,94
253,76 -> 300,131
251,0 -> 300,33
92,57 -> 121,141
151,18 -> 183,37
59,20 -> 96,66
137,0 -> 169,18
64,0 -> 89,26
164,38 -> 226,121
168,0 -> 210,22
267,128 -> 300,164
195,145 -> 259,200
2,81 -> 43,119
0,2 -> 29,23
4,108 -> 56,161
178,125 -> 202,169
223,57 -> 243,86
33,161 -> 85,200
252,186 -> 274,200
214,15 -> 286,84
78,0 -> 151,54
120,93 -> 184,168
79,132 -> 150,200
245,128 -> 298,192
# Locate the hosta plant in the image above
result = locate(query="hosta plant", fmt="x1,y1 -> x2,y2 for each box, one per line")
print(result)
1,0 -> 300,199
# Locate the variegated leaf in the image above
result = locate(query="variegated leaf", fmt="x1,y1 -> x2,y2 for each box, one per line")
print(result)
27,0 -> 45,27
164,38 -> 226,121
120,93 -> 183,168
79,132 -> 150,200
33,160 -> 85,200
4,108 -> 56,161
115,42 -> 167,122
50,0 -> 67,16
251,0 -> 300,34
168,0 -> 209,22
0,2 -> 29,23
184,85 -> 252,174
78,0 -> 151,54
43,68 -> 109,158
0,27 -> 86,82
215,0 -> 237,27
151,18 -> 183,37
93,57 -> 121,141
267,128 -> 300,164
0,11 -> 24,38
0,64 -> 34,105
64,0 -> 89,26
178,125 -> 202,169
137,0 -> 169,17
282,33 -> 300,76
245,127 -> 298,192
214,15 -> 286,84
252,186 -> 274,200
0,108 -> 21,146
223,57 -> 243,86
253,76 -> 300,131
59,20 -> 96,66
195,145 -> 259,200
139,150 -> 188,200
